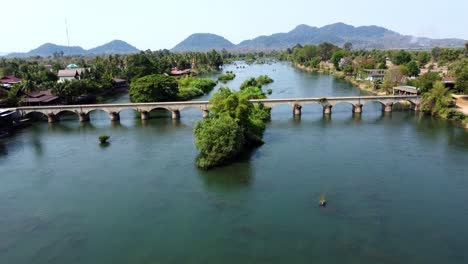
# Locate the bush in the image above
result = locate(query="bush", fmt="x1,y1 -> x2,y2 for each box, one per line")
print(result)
218,71 -> 236,82
129,74 -> 179,102
177,87 -> 204,101
194,87 -> 270,170
240,75 -> 274,90
445,109 -> 465,121
194,115 -> 244,170
190,78 -> 217,93
99,135 -> 110,144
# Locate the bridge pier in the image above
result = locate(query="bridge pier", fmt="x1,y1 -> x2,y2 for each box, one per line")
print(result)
202,109 -> 209,119
172,110 -> 180,119
323,105 -> 332,115
383,103 -> 393,112
109,112 -> 120,121
352,104 -> 363,114
412,104 -> 421,111
79,113 -> 90,122
140,111 -> 149,120
293,105 -> 302,116
47,114 -> 59,123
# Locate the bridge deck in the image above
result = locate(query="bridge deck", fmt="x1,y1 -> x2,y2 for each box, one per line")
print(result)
11,95 -> 420,111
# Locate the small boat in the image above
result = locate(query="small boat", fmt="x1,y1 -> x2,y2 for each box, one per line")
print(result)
319,196 -> 327,207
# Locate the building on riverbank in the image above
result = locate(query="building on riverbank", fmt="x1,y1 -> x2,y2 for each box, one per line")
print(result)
57,68 -> 89,82
362,69 -> 386,82
22,89 -> 59,106
0,75 -> 22,90
393,85 -> 419,95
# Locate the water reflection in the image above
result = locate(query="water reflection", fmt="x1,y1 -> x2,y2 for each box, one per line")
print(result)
199,163 -> 253,192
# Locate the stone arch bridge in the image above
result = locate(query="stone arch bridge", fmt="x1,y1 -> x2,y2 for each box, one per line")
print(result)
12,95 -> 421,123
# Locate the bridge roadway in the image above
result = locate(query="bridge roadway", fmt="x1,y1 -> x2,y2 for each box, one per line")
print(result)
10,95 -> 421,123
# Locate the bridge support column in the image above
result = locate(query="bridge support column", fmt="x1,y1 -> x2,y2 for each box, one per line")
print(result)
140,111 -> 149,120
293,105 -> 302,116
383,103 -> 393,112
109,112 -> 120,121
47,114 -> 59,123
412,104 -> 421,111
202,110 -> 209,119
172,110 -> 180,119
79,113 -> 90,122
352,104 -> 363,114
323,105 -> 332,115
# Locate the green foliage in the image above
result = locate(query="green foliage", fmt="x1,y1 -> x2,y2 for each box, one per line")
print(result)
331,50 -> 348,70
291,43 -> 340,64
256,75 -> 274,85
218,71 -> 236,82
240,78 -> 258,90
239,86 -> 266,99
413,72 -> 442,93
177,87 -> 204,101
421,81 -> 451,115
416,51 -> 431,66
176,76 -> 216,100
240,75 -> 274,90
450,58 -> 468,94
432,47 -> 462,63
129,74 -> 178,102
190,78 -> 217,93
393,50 -> 412,65
194,87 -> 270,170
98,135 -> 110,144
406,61 -> 420,77
445,109 -> 465,121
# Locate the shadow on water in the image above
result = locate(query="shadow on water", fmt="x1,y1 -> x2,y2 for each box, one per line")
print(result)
0,142 -> 7,156
199,164 -> 253,192
198,150 -> 256,192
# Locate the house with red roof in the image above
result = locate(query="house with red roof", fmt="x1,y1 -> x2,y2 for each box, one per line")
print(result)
0,75 -> 22,89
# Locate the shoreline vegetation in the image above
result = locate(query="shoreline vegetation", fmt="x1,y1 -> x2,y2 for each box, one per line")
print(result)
285,42 -> 467,128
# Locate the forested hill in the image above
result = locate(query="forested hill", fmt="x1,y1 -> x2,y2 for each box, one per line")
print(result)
172,33 -> 235,52
5,40 -> 139,58
172,23 -> 466,51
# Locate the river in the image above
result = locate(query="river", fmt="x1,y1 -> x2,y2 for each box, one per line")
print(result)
1,62 -> 467,264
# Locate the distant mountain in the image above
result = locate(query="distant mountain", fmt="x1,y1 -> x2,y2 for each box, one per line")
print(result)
5,40 -> 140,58
87,40 -> 139,55
173,22 -> 466,51
172,33 -> 235,52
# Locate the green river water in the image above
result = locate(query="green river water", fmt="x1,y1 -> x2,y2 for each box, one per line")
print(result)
1,62 -> 467,264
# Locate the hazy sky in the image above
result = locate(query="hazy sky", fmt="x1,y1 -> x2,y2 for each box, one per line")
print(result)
2,0 -> 467,52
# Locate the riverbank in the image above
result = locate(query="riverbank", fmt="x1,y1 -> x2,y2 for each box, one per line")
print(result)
295,63 -> 467,129
294,64 -> 386,95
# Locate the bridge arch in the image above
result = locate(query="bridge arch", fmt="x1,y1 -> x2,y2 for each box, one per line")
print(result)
56,110 -> 80,119
23,111 -> 48,121
85,108 -> 111,115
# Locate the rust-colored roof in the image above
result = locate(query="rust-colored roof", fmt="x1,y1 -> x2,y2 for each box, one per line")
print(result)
23,89 -> 59,103
169,69 -> 192,76
0,75 -> 22,84
442,77 -> 455,83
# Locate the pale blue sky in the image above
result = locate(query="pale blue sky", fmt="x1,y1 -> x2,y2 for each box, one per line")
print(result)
3,0 -> 467,52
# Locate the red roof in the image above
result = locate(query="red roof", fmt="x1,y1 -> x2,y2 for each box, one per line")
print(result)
442,77 -> 455,83
169,69 -> 192,76
23,89 -> 59,104
0,75 -> 22,84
